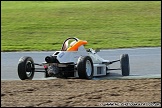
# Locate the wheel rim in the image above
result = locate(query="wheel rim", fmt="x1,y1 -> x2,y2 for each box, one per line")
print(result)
86,60 -> 92,76
26,61 -> 33,77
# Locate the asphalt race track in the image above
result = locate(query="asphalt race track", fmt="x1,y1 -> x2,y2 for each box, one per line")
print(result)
1,47 -> 161,80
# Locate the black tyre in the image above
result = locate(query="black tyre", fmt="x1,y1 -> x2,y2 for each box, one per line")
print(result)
120,54 -> 130,76
18,56 -> 35,80
77,56 -> 94,79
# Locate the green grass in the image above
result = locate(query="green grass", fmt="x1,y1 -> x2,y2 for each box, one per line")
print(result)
1,1 -> 161,51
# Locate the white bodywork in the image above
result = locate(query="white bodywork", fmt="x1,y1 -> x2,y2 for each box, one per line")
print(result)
52,45 -> 110,77
17,37 -> 129,80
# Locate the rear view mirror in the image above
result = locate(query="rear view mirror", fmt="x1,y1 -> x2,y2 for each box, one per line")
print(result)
95,48 -> 100,53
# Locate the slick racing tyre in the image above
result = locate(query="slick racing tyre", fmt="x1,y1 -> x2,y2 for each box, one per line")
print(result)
77,56 -> 94,80
18,56 -> 35,80
120,54 -> 130,76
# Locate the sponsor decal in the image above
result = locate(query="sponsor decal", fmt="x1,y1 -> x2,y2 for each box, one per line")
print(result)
59,52 -> 65,58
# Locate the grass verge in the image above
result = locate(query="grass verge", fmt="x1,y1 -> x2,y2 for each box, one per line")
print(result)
1,1 -> 161,51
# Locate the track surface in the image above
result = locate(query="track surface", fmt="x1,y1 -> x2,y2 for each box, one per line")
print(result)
1,47 -> 161,80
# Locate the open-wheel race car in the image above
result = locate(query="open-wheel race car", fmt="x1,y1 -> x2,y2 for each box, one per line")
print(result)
17,37 -> 130,80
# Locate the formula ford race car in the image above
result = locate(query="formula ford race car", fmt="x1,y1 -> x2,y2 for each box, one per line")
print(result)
17,37 -> 130,80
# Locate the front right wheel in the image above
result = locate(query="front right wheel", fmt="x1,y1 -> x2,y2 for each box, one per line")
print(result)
120,54 -> 130,76
77,56 -> 94,80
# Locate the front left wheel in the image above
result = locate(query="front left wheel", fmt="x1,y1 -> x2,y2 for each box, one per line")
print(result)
77,56 -> 94,80
18,56 -> 35,80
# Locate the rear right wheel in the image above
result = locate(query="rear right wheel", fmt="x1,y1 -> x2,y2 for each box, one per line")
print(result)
77,56 -> 94,79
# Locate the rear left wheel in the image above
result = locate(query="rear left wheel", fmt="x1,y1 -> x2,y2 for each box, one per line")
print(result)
18,56 -> 35,80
